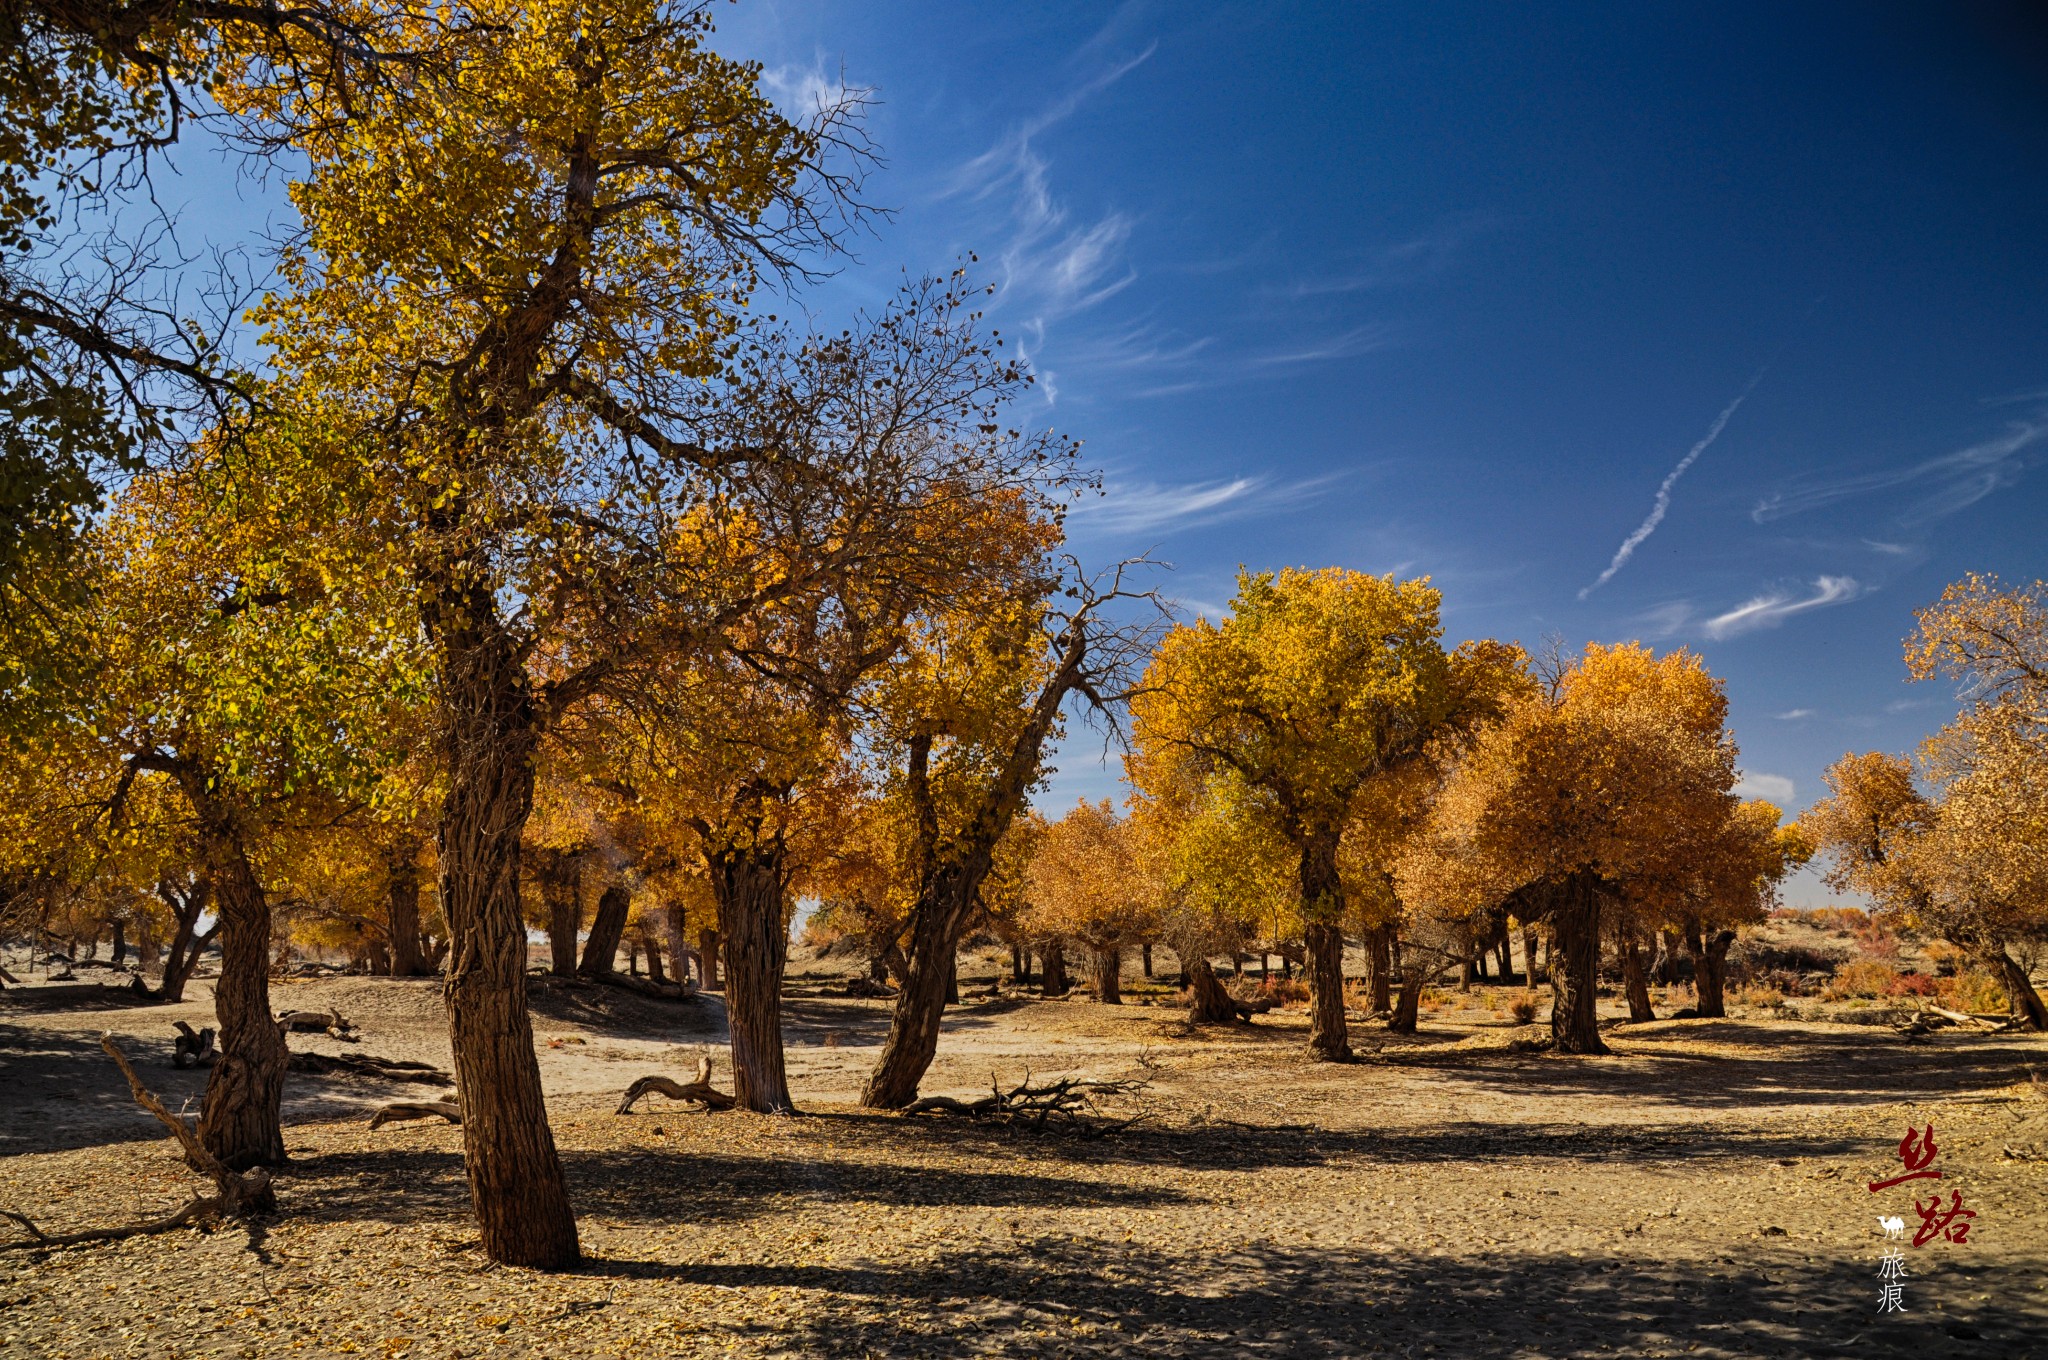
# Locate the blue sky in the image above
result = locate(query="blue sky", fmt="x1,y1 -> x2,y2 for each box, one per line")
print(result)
705,1 -> 2048,905
164,3 -> 2048,905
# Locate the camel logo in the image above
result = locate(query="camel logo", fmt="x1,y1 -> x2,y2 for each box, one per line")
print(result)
1878,1215 -> 1905,1240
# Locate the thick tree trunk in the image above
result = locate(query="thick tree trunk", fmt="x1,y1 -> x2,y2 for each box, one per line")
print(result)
643,936 -> 665,984
433,612 -> 579,1270
1992,949 -> 2048,1030
1548,877 -> 1607,1054
708,845 -> 793,1113
175,778 -> 287,1172
1041,940 -> 1069,996
1186,957 -> 1239,1023
1295,827 -> 1352,1061
1092,945 -> 1122,1004
1141,942 -> 1153,978
1524,925 -> 1547,986
943,951 -> 959,1007
1388,973 -> 1423,1033
579,885 -> 631,978
533,850 -> 582,978
387,839 -> 430,977
1687,926 -> 1734,1018
696,927 -> 721,987
110,919 -> 127,967
861,867 -> 980,1110
1364,925 -> 1393,1012
1621,924 -> 1656,1022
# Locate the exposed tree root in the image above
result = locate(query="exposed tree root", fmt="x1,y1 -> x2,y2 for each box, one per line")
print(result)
0,1035 -> 272,1254
901,1072 -> 1150,1135
288,1051 -> 452,1085
368,1099 -> 463,1130
616,1056 -> 736,1114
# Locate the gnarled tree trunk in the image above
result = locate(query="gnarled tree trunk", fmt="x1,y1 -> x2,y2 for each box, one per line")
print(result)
1991,948 -> 2048,1030
580,884 -> 631,978
861,853 -> 984,1109
1298,829 -> 1351,1061
1388,972 -> 1423,1033
709,844 -> 794,1114
1364,925 -> 1393,1012
387,838 -> 430,977
1092,945 -> 1122,1004
1547,875 -> 1607,1054
1687,925 -> 1735,1018
1620,922 -> 1656,1022
698,927 -> 721,988
1186,957 -> 1239,1023
532,849 -> 583,978
174,775 -> 287,1172
1041,939 -> 1069,996
433,603 -> 579,1270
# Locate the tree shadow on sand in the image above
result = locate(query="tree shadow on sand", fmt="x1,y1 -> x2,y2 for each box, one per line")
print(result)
578,1235 -> 2045,1358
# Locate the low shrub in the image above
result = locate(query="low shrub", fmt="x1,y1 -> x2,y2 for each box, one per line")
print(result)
1731,982 -> 1788,1010
1728,938 -> 1848,984
1937,970 -> 2007,1015
1508,994 -> 1539,1024
1823,960 -> 1941,1000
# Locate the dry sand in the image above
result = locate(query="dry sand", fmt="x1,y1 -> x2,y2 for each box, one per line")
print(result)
2,963 -> 2046,1358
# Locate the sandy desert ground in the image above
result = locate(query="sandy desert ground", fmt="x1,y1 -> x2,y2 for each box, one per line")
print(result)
2,960 -> 2046,1359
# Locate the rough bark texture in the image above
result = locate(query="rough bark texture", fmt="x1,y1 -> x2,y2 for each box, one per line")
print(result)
532,849 -> 583,978
579,884 -> 631,978
1620,925 -> 1656,1022
1547,876 -> 1607,1054
1041,940 -> 1069,996
1297,830 -> 1352,1060
1091,946 -> 1122,1004
1993,949 -> 2048,1030
176,778 -> 286,1172
664,901 -> 691,986
386,839 -> 431,977
710,845 -> 793,1114
1688,927 -> 1735,1019
1524,925 -> 1547,986
432,606 -> 579,1269
642,935 -> 665,984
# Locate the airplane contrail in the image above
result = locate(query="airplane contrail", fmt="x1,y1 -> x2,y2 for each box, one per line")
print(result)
1579,367 -> 1769,600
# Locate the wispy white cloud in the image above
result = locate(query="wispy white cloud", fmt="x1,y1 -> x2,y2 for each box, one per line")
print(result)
1773,708 -> 1816,720
1861,539 -> 1915,556
1580,369 -> 1768,599
1267,216 -> 1494,300
1751,414 -> 2047,525
1635,600 -> 1695,639
943,41 -> 1156,396
1734,771 -> 1796,802
1248,324 -> 1397,368
1702,575 -> 1863,640
1072,472 -> 1346,535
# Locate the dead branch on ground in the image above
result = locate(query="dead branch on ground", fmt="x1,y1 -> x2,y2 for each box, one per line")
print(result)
616,1056 -> 736,1114
0,1035 -> 272,1254
288,1051 -> 452,1084
902,1072 -> 1150,1135
368,1099 -> 463,1130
